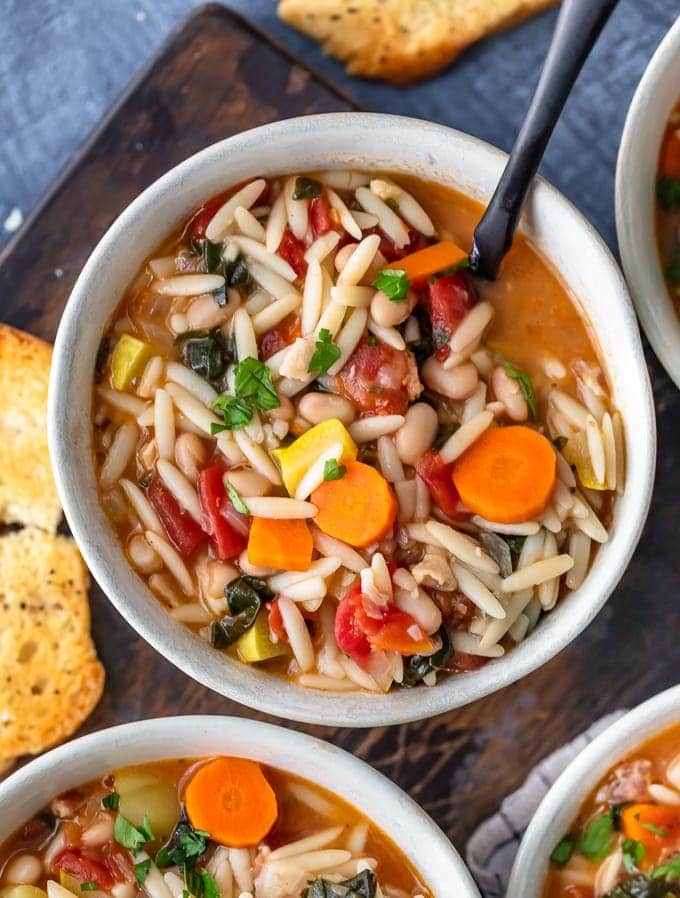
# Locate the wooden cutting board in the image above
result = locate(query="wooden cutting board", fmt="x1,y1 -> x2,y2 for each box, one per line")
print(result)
1,3 -> 677,857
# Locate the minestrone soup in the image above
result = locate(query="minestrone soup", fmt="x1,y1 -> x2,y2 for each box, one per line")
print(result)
0,757 -> 430,898
93,171 -> 624,693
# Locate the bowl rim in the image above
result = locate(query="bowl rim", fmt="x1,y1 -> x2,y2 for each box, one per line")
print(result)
48,111 -> 656,727
615,17 -> 680,389
0,715 -> 480,897
506,683 -> 680,898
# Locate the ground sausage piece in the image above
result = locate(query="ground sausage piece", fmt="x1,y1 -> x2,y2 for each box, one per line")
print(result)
597,759 -> 652,804
333,337 -> 422,416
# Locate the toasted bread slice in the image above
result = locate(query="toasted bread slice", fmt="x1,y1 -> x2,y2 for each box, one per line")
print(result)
0,324 -> 62,532
0,527 -> 104,761
279,0 -> 556,84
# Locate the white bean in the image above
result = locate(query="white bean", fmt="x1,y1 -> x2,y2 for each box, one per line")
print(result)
174,432 -> 207,483
334,242 -> 358,273
394,402 -> 438,466
370,289 -> 414,328
127,533 -> 163,574
492,365 -> 529,421
4,854 -> 43,885
422,358 -> 478,400
298,393 -> 357,426
186,294 -> 229,330
226,467 -> 271,497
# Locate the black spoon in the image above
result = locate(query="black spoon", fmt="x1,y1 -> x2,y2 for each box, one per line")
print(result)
469,0 -> 620,281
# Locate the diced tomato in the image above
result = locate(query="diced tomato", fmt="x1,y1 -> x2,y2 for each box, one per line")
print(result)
186,181 -> 269,241
335,583 -> 432,660
148,478 -> 207,558
334,586 -> 371,662
451,651 -> 490,672
334,336 -> 420,416
426,271 -> 476,362
278,228 -> 308,278
310,194 -> 333,237
415,450 -> 465,520
259,313 -> 301,360
377,229 -> 431,263
52,850 -> 115,889
356,603 -> 433,655
268,600 -> 288,643
197,464 -> 248,560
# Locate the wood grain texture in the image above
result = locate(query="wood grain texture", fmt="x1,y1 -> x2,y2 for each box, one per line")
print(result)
0,4 -> 678,860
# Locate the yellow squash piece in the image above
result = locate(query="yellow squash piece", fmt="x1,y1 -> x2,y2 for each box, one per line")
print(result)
59,873 -> 80,895
110,333 -> 153,390
272,417 -> 357,495
237,611 -> 289,663
562,431 -> 606,490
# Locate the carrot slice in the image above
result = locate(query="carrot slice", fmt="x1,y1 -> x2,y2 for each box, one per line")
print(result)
185,757 -> 278,847
397,240 -> 468,286
247,518 -> 313,571
622,803 -> 679,849
661,129 -> 680,179
451,426 -> 556,524
311,461 -> 397,548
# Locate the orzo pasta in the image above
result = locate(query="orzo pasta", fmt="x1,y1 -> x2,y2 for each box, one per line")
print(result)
92,171 -> 624,693
0,757 -> 430,898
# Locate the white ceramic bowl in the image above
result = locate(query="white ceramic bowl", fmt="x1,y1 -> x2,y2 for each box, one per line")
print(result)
0,716 -> 479,898
616,17 -> 680,389
48,113 -> 656,727
507,684 -> 680,898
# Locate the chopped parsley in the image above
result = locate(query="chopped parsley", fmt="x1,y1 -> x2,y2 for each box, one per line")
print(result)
652,854 -> 680,880
102,791 -> 120,811
226,481 -> 250,515
212,357 -> 279,432
293,177 -> 323,200
503,361 -> 538,419
134,860 -> 152,887
308,328 -> 341,375
114,814 -> 154,852
80,884 -> 97,892
373,268 -> 410,302
641,821 -> 668,838
550,834 -> 576,867
622,839 -> 645,873
577,812 -> 613,861
155,819 -> 217,898
323,459 -> 346,481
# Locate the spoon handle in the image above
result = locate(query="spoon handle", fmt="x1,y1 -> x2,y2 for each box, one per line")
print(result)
470,0 -> 620,280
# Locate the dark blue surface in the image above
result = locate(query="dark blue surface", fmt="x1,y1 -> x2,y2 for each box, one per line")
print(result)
0,1 -> 676,253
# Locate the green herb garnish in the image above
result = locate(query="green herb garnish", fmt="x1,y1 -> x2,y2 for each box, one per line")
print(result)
657,176 -> 680,211
652,855 -> 680,880
323,459 -> 346,481
134,860 -> 152,887
550,834 -> 576,868
226,481 -> 250,515
641,821 -> 668,837
577,812 -> 613,861
114,814 -> 154,852
622,839 -> 645,874
503,361 -> 538,419
367,335 -> 379,347
156,820 -> 215,898
80,883 -> 97,892
293,177 -> 323,200
213,357 -> 279,432
308,328 -> 341,375
373,268 -> 410,302
102,791 -> 120,811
